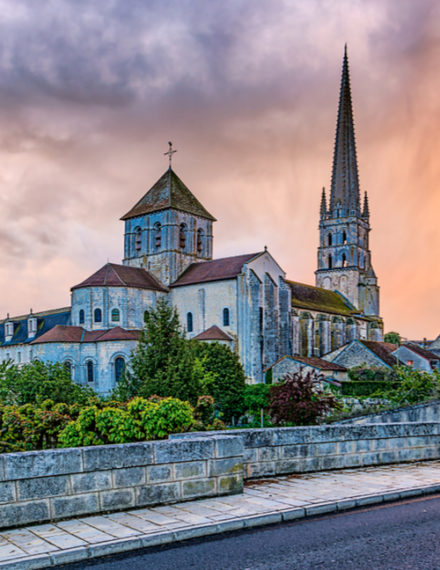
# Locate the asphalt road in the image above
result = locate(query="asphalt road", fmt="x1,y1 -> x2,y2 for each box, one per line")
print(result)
60,494 -> 440,570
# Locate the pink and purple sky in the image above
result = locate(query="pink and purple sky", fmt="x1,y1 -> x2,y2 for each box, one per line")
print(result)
0,0 -> 439,339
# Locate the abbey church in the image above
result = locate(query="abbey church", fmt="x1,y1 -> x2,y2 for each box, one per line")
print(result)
0,48 -> 383,394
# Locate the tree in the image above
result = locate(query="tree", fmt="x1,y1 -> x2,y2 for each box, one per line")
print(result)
384,366 -> 440,405
114,298 -> 203,405
269,370 -> 339,426
0,360 -> 95,406
192,342 -> 245,422
384,331 -> 401,345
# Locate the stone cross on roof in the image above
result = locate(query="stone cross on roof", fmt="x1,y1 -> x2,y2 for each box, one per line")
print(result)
164,141 -> 177,168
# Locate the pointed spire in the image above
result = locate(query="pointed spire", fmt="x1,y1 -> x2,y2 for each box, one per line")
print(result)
362,191 -> 370,218
329,45 -> 361,217
320,187 -> 327,219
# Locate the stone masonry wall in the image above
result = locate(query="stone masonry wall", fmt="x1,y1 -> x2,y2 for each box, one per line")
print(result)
0,435 -> 243,530
339,400 -> 440,425
172,423 -> 440,480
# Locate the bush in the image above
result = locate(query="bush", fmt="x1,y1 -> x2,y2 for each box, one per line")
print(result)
339,380 -> 400,397
269,370 -> 339,426
58,396 -> 194,447
348,366 -> 396,383
243,384 -> 270,416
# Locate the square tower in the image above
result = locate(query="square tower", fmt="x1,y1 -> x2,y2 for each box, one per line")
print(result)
121,168 -> 216,286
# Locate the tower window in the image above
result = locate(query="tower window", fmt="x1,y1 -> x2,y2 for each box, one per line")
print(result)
197,229 -> 204,254
79,310 -> 85,324
94,308 -> 102,323
328,255 -> 332,269
327,233 -> 332,246
179,223 -> 187,249
187,312 -> 193,332
154,222 -> 161,249
223,308 -> 230,327
111,308 -> 120,322
114,357 -> 126,382
86,360 -> 94,383
135,227 -> 142,251
342,230 -> 347,244
342,253 -> 347,267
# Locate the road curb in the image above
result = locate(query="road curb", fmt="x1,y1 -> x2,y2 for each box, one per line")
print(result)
1,482 -> 440,569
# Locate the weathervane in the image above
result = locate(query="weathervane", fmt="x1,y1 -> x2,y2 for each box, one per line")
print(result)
164,141 -> 177,168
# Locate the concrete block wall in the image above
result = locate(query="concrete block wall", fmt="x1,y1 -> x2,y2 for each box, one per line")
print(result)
0,436 -> 243,530
172,422 -> 440,480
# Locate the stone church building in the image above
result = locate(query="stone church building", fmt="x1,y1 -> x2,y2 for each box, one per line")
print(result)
0,48 -> 383,394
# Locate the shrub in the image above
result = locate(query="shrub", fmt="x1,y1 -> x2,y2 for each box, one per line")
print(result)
339,380 -> 400,397
269,370 -> 339,426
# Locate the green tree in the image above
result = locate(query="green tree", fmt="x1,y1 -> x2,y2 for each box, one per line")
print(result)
192,342 -> 245,423
384,331 -> 401,345
114,298 -> 203,405
384,366 -> 440,405
0,360 -> 95,406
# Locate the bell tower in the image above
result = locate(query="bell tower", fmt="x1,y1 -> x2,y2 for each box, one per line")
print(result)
121,146 -> 216,286
315,46 -> 379,317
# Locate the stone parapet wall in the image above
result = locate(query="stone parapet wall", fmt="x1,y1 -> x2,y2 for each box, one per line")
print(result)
337,400 -> 440,424
0,436 -> 243,530
171,423 -> 440,479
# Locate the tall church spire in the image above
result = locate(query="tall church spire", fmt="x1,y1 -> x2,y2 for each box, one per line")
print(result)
329,45 -> 361,217
320,187 -> 327,219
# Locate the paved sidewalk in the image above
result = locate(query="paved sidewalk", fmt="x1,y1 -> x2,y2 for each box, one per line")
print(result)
1,460 -> 440,569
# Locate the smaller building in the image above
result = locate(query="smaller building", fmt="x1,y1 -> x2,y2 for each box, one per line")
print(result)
392,344 -> 440,373
324,340 -> 398,370
266,355 -> 347,384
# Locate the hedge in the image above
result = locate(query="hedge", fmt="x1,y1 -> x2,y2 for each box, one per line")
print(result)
339,381 -> 400,397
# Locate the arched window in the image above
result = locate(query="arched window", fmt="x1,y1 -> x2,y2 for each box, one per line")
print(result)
342,253 -> 347,268
111,308 -> 120,322
154,222 -> 161,249
327,233 -> 332,246
197,229 -> 204,254
187,312 -> 193,333
94,308 -> 102,323
342,230 -> 347,244
114,357 -> 125,382
135,227 -> 142,251
223,308 -> 230,327
79,309 -> 85,324
179,223 -> 187,249
86,360 -> 94,383
328,255 -> 332,269
64,361 -> 72,378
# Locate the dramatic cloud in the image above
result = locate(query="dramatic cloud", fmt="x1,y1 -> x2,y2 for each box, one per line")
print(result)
0,0 -> 439,338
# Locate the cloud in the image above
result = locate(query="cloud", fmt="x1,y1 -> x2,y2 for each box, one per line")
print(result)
0,0 -> 438,337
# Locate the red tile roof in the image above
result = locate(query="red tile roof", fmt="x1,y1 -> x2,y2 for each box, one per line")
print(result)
121,168 -> 216,221
171,252 -> 262,287
359,340 -> 398,367
401,343 -> 440,362
289,355 -> 347,371
71,263 -> 168,292
193,325 -> 233,341
32,325 -> 141,344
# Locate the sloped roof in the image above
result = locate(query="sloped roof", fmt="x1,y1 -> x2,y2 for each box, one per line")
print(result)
0,308 -> 71,347
171,252 -> 262,287
267,355 -> 346,372
358,340 -> 398,367
287,280 -> 356,316
71,263 -> 168,292
193,325 -> 233,341
32,325 -> 140,344
400,343 -> 440,362
289,355 -> 347,371
121,168 -> 216,221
